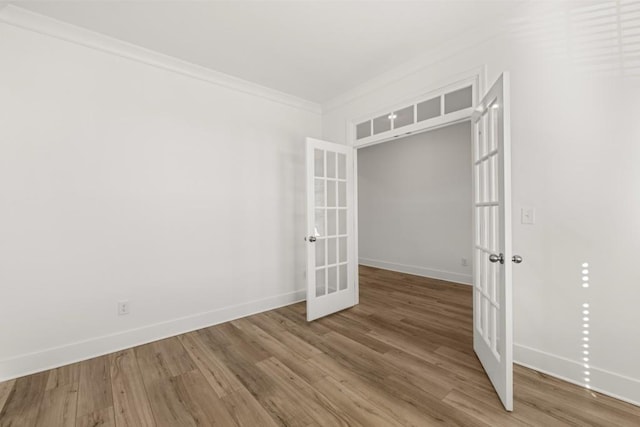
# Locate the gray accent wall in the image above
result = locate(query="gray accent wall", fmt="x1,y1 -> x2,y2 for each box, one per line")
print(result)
358,121 -> 472,284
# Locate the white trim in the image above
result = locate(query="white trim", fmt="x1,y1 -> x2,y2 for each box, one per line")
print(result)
352,73 -> 478,128
353,149 -> 360,304
321,0 -> 525,114
355,111 -> 473,149
359,258 -> 472,286
348,68 -> 483,149
0,5 -> 321,115
515,343 -> 640,408
305,138 -> 357,321
0,289 -> 306,382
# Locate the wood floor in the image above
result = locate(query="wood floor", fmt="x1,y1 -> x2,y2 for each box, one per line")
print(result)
1,266 -> 639,426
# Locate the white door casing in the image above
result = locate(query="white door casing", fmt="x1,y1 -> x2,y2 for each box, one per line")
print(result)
306,137 -> 357,321
472,73 -> 514,411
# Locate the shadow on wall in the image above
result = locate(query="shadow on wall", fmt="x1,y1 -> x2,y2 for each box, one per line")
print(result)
510,0 -> 640,77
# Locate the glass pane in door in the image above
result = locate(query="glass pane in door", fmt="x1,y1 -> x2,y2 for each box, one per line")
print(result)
306,137 -> 355,321
339,264 -> 348,290
328,266 -> 337,294
338,153 -> 347,179
338,182 -> 347,207
315,239 -> 325,266
327,238 -> 337,265
327,209 -> 337,236
315,179 -> 324,207
327,181 -> 337,207
314,149 -> 324,177
327,152 -> 336,178
315,268 -> 326,297
314,209 -> 325,236
338,210 -> 347,235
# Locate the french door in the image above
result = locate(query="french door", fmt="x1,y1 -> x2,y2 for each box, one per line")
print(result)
305,138 -> 357,321
472,73 -> 519,411
304,74 -> 517,411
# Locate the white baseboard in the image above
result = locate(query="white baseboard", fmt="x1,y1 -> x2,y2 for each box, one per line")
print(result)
359,257 -> 472,285
0,289 -> 306,382
358,259 -> 640,406
515,343 -> 640,407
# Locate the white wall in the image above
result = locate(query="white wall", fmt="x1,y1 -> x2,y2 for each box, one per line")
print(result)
0,18 -> 320,380
323,2 -> 640,406
357,122 -> 472,284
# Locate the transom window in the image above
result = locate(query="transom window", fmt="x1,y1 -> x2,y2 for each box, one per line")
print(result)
353,78 -> 477,146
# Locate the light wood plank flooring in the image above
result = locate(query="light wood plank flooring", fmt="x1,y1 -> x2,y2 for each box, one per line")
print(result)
1,266 -> 639,426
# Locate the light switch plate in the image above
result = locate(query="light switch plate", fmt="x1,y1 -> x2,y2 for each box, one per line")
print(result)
118,300 -> 130,316
521,207 -> 535,224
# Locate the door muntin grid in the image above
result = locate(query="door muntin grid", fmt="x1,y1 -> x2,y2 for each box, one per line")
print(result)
474,98 -> 502,360
313,148 -> 350,298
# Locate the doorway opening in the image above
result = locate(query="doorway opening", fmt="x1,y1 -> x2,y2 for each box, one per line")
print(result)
305,72 -> 514,411
356,121 -> 473,287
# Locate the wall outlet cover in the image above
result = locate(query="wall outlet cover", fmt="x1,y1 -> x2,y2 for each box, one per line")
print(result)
118,300 -> 130,316
521,207 -> 536,225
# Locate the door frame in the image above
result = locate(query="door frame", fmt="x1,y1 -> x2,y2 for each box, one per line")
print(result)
347,67 -> 485,149
346,67 -> 486,287
345,66 -> 520,408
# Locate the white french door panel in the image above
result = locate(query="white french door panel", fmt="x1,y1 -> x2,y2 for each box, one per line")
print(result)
305,137 -> 357,321
472,73 -> 514,411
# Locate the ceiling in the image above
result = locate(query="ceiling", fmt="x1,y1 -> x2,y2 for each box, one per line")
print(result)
5,1 -> 525,103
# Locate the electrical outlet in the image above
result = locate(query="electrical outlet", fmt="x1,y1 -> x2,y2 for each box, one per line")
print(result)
118,300 -> 130,316
461,258 -> 468,267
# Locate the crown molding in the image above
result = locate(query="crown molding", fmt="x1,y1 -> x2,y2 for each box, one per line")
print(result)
321,2 -> 532,114
0,5 -> 321,115
322,30 -> 499,114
